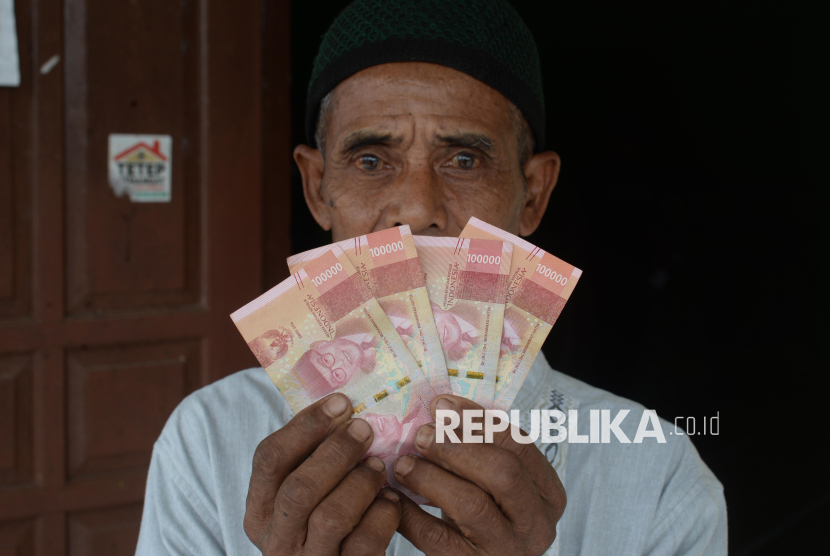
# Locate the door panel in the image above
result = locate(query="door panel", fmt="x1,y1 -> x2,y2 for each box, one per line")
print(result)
66,341 -> 201,479
64,0 -> 199,314
0,355 -> 33,487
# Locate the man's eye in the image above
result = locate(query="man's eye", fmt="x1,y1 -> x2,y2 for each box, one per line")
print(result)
450,152 -> 480,170
357,154 -> 383,171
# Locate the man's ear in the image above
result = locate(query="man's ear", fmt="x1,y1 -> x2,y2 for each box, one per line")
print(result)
519,151 -> 561,236
294,144 -> 331,231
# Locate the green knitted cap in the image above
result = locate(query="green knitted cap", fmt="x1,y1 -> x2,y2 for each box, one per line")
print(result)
306,0 -> 545,151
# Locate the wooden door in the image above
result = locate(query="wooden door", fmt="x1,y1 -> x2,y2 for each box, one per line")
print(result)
0,0 -> 290,554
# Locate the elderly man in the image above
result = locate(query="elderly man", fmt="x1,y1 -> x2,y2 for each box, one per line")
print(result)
136,0 -> 727,554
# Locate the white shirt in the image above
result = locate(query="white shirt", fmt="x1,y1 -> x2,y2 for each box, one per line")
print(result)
136,354 -> 727,555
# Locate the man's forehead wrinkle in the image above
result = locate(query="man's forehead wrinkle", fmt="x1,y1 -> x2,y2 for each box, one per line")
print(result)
332,116 -> 417,156
435,133 -> 496,151
338,129 -> 402,152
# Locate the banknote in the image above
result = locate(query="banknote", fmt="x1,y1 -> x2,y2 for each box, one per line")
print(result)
288,226 -> 451,395
231,245 -> 435,502
361,372 -> 434,503
460,217 -> 582,411
412,236 -> 512,406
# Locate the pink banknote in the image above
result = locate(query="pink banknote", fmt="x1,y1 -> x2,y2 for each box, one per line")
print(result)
412,236 -> 512,407
460,217 -> 582,411
287,226 -> 451,396
231,245 -> 435,502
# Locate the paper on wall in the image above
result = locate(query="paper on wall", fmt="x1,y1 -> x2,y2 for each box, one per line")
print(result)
0,0 -> 21,87
108,134 -> 173,202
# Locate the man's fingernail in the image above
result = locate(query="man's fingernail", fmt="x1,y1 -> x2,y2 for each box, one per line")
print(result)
435,397 -> 456,413
415,424 -> 434,450
348,419 -> 372,442
365,456 -> 385,472
395,455 -> 415,476
381,490 -> 400,502
322,394 -> 349,418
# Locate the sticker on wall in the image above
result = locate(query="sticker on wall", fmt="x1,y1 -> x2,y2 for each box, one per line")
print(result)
108,134 -> 172,202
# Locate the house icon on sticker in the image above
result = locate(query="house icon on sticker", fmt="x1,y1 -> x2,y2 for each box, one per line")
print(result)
114,140 -> 168,184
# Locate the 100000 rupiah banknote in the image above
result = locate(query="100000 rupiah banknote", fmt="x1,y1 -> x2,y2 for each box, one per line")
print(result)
231,245 -> 435,502
287,226 -> 451,395
413,236 -> 512,406
460,217 -> 582,411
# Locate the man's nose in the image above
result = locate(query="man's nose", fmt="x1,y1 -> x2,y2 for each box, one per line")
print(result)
379,160 -> 447,233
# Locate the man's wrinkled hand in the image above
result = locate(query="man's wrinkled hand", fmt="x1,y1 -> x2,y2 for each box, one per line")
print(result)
244,393 -> 402,555
394,395 -> 566,556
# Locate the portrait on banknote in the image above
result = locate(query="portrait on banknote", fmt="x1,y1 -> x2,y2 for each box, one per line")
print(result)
382,298 -> 417,344
430,301 -> 480,361
249,323 -> 383,400
361,375 -> 435,503
292,331 -> 379,399
500,316 -> 522,358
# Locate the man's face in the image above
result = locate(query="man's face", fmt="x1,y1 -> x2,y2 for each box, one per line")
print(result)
309,337 -> 365,387
295,62 -> 560,241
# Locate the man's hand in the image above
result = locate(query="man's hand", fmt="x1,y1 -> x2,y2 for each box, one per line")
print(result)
394,395 -> 566,556
244,393 -> 401,555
